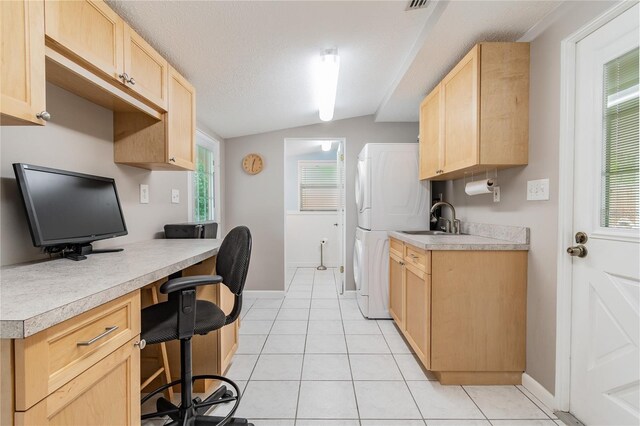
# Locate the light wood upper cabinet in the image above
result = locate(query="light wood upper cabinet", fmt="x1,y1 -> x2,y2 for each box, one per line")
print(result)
167,66 -> 195,169
441,46 -> 479,174
418,84 -> 441,180
123,24 -> 168,110
45,0 -> 125,82
1,0 -> 46,125
114,67 -> 196,171
419,42 -> 530,181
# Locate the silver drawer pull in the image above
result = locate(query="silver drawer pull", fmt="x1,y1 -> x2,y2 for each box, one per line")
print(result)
77,326 -> 119,346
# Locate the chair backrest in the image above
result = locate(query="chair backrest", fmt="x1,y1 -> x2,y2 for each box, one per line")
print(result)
216,226 -> 252,296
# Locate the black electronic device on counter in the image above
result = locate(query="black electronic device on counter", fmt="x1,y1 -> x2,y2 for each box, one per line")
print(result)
13,163 -> 127,261
164,221 -> 218,239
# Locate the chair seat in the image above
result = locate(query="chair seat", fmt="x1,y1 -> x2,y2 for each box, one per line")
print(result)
142,300 -> 227,345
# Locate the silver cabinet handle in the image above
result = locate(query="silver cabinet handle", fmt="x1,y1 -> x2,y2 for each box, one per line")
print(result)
118,73 -> 129,83
134,339 -> 146,349
169,157 -> 176,162
77,326 -> 118,346
36,111 -> 51,121
128,76 -> 136,85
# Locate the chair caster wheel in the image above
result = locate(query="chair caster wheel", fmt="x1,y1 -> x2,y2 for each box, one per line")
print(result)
223,390 -> 234,398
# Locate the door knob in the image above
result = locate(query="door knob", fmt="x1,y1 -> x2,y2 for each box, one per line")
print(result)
134,339 -> 146,349
575,231 -> 588,244
567,245 -> 588,258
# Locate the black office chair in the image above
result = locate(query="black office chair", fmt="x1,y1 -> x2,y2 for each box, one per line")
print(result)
141,226 -> 253,426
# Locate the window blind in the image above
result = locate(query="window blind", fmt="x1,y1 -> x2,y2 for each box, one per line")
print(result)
601,47 -> 639,230
299,161 -> 338,211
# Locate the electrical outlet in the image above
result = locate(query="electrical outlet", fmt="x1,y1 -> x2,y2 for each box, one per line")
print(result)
171,189 -> 180,204
527,179 -> 550,201
493,186 -> 501,202
139,184 -> 149,204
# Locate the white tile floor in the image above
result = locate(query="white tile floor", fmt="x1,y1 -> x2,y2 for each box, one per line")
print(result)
145,267 -> 562,426
214,267 -> 561,425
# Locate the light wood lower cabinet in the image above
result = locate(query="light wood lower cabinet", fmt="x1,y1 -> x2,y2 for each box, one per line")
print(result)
388,252 -> 404,328
389,237 -> 527,385
15,337 -> 140,426
0,0 -> 46,125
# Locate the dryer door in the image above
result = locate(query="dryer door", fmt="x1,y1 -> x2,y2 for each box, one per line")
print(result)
353,236 -> 363,293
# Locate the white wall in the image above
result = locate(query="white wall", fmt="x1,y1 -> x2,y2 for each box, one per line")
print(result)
286,212 -> 339,268
437,1 -> 617,394
225,115 -> 419,291
0,84 -> 190,266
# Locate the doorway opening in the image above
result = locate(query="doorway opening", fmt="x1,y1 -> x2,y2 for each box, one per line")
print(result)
284,138 -> 346,294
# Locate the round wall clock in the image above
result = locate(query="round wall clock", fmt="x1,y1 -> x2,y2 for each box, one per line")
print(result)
242,153 -> 264,175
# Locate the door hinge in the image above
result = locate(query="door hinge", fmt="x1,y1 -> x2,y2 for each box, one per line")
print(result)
340,266 -> 344,273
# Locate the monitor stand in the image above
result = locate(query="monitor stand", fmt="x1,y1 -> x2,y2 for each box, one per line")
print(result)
64,243 -> 124,261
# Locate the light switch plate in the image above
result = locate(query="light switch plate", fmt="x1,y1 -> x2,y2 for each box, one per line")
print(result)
171,189 -> 180,204
527,179 -> 550,201
493,186 -> 501,202
140,184 -> 149,204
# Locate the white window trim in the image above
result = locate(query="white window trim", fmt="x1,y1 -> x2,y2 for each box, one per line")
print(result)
189,129 -> 221,224
297,160 -> 338,212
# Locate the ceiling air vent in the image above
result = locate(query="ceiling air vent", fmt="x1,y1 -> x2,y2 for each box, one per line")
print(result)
406,0 -> 429,11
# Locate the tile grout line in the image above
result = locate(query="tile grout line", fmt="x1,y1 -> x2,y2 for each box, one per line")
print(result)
294,267 -> 314,423
515,384 -> 555,420
461,385 -> 491,422
337,277 -> 363,426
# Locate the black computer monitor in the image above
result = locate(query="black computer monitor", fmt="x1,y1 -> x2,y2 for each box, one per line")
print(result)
13,163 -> 128,260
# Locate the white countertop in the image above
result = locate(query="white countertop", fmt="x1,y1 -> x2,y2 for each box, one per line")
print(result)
388,224 -> 530,251
0,239 -> 221,339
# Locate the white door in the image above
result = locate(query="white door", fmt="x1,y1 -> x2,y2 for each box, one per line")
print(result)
570,5 -> 639,425
336,140 -> 346,294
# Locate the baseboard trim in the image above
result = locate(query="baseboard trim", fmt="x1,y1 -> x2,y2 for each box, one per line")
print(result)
287,262 -> 338,269
522,372 -> 555,411
243,290 -> 285,298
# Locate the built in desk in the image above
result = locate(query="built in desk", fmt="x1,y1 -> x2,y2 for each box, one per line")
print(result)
0,239 -> 239,425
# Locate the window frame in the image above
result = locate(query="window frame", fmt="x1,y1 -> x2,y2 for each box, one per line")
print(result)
189,129 -> 221,224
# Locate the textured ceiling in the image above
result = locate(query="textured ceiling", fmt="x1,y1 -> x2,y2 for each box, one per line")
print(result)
375,0 -> 562,122
107,0 -> 430,138
107,1 -> 561,138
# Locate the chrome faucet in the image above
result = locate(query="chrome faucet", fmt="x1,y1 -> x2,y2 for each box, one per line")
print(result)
430,201 -> 460,234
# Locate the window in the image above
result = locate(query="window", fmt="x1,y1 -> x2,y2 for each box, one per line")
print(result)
298,160 -> 338,211
192,131 -> 220,222
601,47 -> 639,229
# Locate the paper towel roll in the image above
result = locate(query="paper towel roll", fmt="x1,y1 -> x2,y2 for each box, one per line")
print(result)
465,179 -> 495,195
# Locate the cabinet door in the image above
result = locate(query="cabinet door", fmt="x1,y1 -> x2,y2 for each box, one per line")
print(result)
45,0 -> 124,81
441,45 -> 479,174
1,0 -> 46,125
404,264 -> 431,368
15,338 -> 141,426
123,24 -> 168,110
419,84 -> 442,180
166,66 -> 195,170
389,253 -> 405,328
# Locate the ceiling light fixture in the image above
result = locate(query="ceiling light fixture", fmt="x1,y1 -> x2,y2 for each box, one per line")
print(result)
318,48 -> 340,122
321,141 -> 332,151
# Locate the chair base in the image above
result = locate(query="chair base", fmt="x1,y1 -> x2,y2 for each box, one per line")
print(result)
142,374 -> 251,426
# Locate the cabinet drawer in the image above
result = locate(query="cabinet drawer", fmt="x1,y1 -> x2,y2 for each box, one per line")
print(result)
405,245 -> 430,273
389,238 -> 404,258
14,291 -> 140,410
15,337 -> 140,426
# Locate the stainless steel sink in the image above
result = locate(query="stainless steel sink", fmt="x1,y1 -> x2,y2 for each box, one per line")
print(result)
400,230 -> 454,236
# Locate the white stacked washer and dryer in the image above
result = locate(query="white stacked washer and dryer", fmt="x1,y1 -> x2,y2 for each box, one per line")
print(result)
354,143 -> 431,319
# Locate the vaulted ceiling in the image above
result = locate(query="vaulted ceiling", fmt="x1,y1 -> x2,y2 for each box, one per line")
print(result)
108,1 -> 561,138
